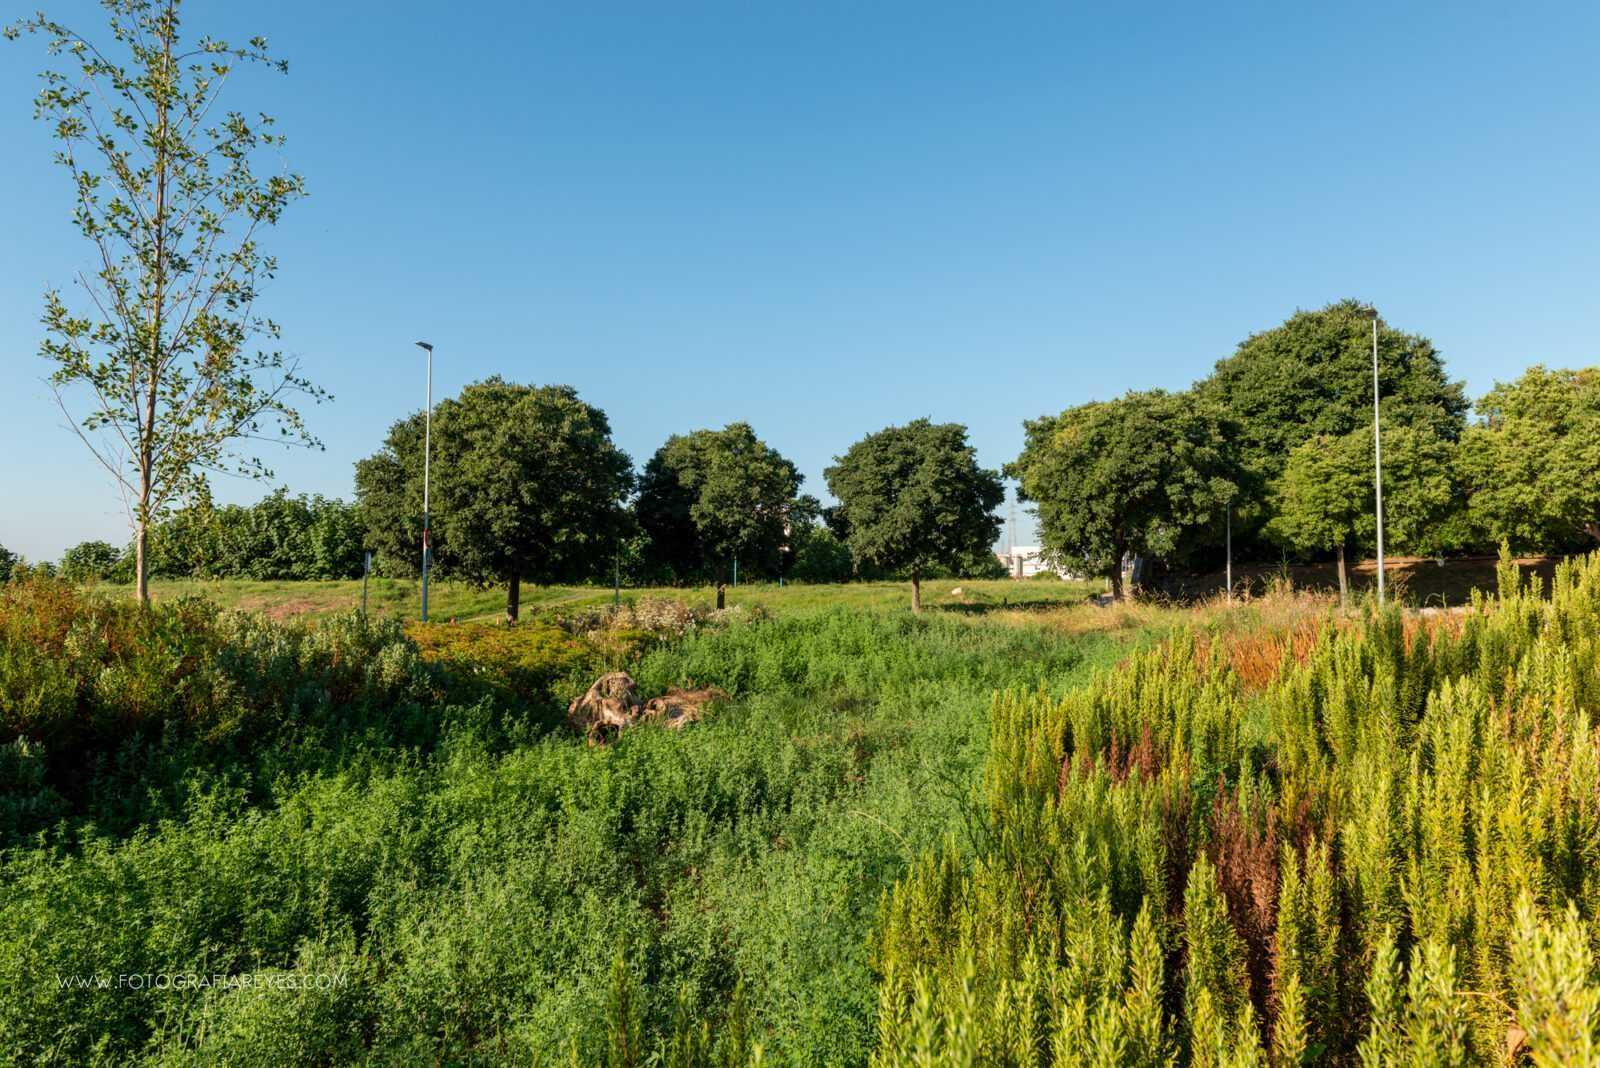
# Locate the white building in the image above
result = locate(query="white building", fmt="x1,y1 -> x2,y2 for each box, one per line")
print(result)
996,545 -> 1069,580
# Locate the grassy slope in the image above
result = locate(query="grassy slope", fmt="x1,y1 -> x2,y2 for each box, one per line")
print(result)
96,575 -> 1107,623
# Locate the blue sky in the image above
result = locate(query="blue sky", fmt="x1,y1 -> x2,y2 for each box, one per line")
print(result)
4,1 -> 1598,561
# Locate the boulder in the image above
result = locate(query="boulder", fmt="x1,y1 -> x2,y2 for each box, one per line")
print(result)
641,686 -> 727,730
568,671 -> 641,744
568,673 -> 724,742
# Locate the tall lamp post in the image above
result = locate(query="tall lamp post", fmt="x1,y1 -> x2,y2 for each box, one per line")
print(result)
416,341 -> 434,622
1367,310 -> 1385,607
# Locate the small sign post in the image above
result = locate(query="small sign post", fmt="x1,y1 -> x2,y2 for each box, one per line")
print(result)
361,551 -> 372,617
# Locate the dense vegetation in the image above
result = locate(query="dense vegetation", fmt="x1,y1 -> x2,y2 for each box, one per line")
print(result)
9,555 -> 1599,1063
873,550 -> 1600,1064
1,574 -> 1128,1063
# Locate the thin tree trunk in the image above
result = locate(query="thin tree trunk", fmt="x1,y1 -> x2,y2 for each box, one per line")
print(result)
136,22 -> 172,609
1336,541 -> 1349,608
506,574 -> 521,624
135,515 -> 150,605
1109,566 -> 1124,603
911,570 -> 922,614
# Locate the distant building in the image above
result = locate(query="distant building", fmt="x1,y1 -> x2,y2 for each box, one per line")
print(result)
996,545 -> 1071,580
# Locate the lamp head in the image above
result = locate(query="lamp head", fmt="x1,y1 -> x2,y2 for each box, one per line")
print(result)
415,341 -> 434,353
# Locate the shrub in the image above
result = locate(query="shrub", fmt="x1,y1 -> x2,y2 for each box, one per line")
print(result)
870,548 -> 1600,1063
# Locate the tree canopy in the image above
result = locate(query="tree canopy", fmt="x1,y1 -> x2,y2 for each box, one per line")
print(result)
1008,390 -> 1237,600
634,423 -> 812,600
824,419 -> 1003,611
1267,427 -> 1455,603
1197,299 -> 1467,534
356,379 -> 633,620
1459,366 -> 1600,552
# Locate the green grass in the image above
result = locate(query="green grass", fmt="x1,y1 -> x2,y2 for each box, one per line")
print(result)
0,577 -> 1139,1065
95,574 -> 1106,623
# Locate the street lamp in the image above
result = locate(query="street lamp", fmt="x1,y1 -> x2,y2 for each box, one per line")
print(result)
416,341 -> 434,622
1365,309 -> 1385,606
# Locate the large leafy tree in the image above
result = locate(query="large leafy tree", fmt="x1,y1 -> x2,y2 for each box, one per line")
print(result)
1007,390 -> 1237,601
356,379 -> 634,621
824,420 -> 1003,612
1267,428 -> 1456,604
1197,300 -> 1467,542
8,2 -> 326,605
635,423 -> 812,606
1458,365 -> 1600,551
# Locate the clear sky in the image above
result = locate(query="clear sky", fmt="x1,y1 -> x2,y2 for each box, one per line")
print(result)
4,1 -> 1598,561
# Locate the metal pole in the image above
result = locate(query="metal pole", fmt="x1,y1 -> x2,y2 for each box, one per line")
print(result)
1225,504 -> 1232,604
1371,316 -> 1385,606
361,551 -> 371,616
614,542 -> 620,609
417,342 -> 434,622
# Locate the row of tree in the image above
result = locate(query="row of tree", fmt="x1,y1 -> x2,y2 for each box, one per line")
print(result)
352,379 -> 1007,616
1010,299 -> 1600,600
23,299 -> 1597,611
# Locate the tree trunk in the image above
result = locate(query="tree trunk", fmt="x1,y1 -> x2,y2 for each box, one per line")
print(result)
134,515 -> 150,606
1109,566 -> 1124,603
911,569 -> 922,614
506,574 -> 521,624
1336,541 -> 1349,608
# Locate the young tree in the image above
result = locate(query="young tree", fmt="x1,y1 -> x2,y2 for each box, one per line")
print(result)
0,545 -> 19,584
824,419 -> 1003,612
356,380 -> 633,622
635,423 -> 812,607
1269,428 -> 1458,604
7,2 -> 326,606
1197,300 -> 1467,543
1458,366 -> 1600,552
1007,390 -> 1237,601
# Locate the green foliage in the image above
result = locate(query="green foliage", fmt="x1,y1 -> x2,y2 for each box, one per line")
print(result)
1008,389 -> 1237,598
59,540 -> 123,583
871,551 -> 1600,1065
824,419 -> 1004,609
1268,426 -> 1458,585
7,2 -> 326,601
0,544 -> 16,583
787,520 -> 856,582
356,379 -> 634,617
0,577 -> 1125,1064
1459,365 -> 1600,552
1268,432 -> 1371,561
141,488 -> 366,581
635,422 -> 814,584
1196,299 -> 1467,507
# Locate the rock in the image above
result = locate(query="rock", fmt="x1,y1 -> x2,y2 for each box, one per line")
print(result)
641,686 -> 727,730
568,673 -> 723,742
568,671 -> 641,744
949,587 -> 963,596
